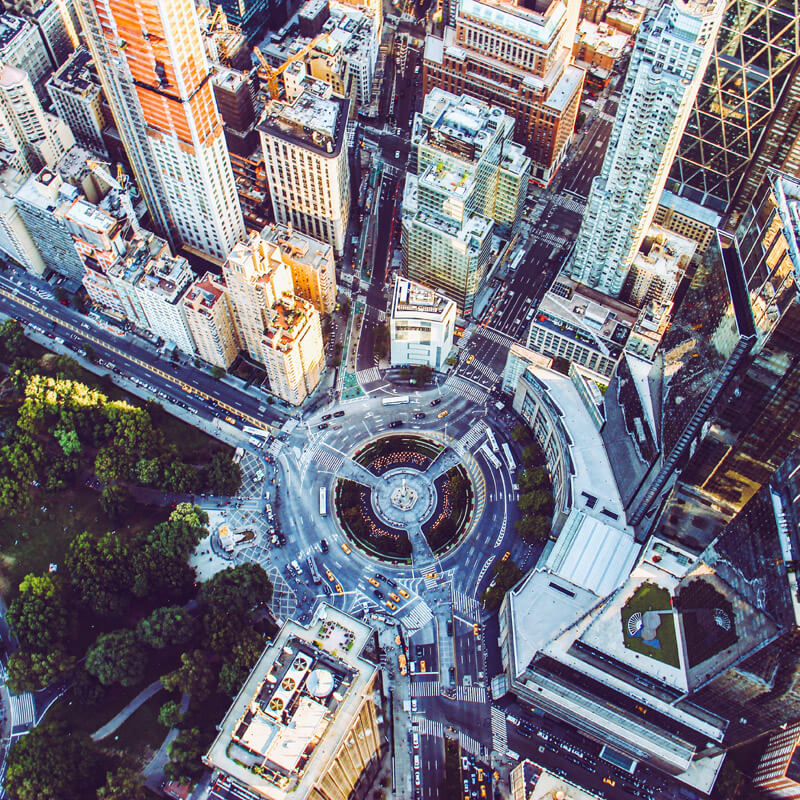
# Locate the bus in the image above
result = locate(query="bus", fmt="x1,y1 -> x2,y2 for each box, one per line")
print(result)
319,487 -> 328,516
307,556 -> 322,585
382,395 -> 410,406
485,427 -> 499,453
501,442 -> 516,472
480,443 -> 502,470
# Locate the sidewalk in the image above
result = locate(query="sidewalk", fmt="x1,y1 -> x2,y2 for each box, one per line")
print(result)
91,680 -> 163,741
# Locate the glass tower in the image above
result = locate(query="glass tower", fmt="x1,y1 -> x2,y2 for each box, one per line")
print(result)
667,0 -> 800,218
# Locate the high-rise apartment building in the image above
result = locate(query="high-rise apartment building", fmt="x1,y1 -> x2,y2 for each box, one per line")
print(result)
205,604 -> 384,800
183,273 -> 241,369
0,62 -> 74,176
421,0 -> 583,183
7,0 -> 78,71
567,0 -> 722,297
0,158 -> 44,272
46,47 -> 108,155
754,722 -> 800,799
76,0 -> 246,262
667,0 -> 800,221
401,89 -> 530,313
258,84 -> 350,256
0,12 -> 56,101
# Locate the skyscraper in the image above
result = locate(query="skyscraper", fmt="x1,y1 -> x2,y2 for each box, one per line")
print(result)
75,0 -> 246,262
567,0 -> 722,297
667,0 -> 800,221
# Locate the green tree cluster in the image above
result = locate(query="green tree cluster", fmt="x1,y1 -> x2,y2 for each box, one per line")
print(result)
373,323 -> 389,361
481,558 -> 525,611
513,438 -> 554,545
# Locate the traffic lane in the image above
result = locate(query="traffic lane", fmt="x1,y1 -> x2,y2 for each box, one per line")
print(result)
419,732 -> 444,800
412,639 -> 439,674
454,621 -> 481,683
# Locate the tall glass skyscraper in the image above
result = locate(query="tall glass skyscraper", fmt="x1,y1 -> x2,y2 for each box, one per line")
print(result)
667,0 -> 800,218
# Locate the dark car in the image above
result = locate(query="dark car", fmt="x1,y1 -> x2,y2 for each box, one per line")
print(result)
318,422 -> 329,430
321,413 -> 332,421
333,410 -> 345,417
415,645 -> 423,657
320,538 -> 329,553
413,412 -> 426,420
430,398 -> 442,406
388,420 -> 402,428
373,589 -> 385,600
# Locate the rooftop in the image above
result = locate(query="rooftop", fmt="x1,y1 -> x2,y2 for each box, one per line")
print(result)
575,19 -> 630,57
261,223 -> 333,272
183,272 -> 226,312
391,275 -> 456,321
657,189 -> 722,228
259,89 -> 347,155
205,605 -> 376,799
544,64 -> 584,113
0,13 -> 27,49
263,293 -> 318,351
632,225 -> 696,281
47,47 -> 100,96
458,0 -> 566,45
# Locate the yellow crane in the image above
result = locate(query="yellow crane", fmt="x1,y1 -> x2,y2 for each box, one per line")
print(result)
253,34 -> 327,99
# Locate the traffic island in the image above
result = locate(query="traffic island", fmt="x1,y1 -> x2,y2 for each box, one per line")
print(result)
422,464 -> 473,554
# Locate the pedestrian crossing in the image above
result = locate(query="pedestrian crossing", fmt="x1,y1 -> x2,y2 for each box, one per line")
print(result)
357,367 -> 382,385
424,573 -> 442,591
456,685 -> 487,703
458,731 -> 483,758
538,230 -> 569,248
314,447 -> 343,473
415,716 -> 444,737
474,327 -> 516,347
471,359 -> 500,384
491,706 -> 508,752
443,374 -> 487,405
452,589 -> 482,620
411,680 -> 441,697
554,193 -> 587,214
458,420 -> 488,452
9,692 -> 35,730
402,600 -> 434,632
268,438 -> 283,458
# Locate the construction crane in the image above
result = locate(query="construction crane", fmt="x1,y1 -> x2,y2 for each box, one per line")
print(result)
208,4 -> 229,33
253,34 -> 327,99
86,159 -> 141,235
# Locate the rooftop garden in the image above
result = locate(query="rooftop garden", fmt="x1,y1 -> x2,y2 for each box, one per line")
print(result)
621,581 -> 680,668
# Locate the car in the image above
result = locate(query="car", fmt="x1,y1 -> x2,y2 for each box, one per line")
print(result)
320,539 -> 329,553
437,409 -> 449,418
341,542 -> 351,555
501,551 -> 511,562
333,410 -> 345,417
398,588 -> 410,598
390,592 -> 401,602
395,150 -> 401,158
388,420 -> 402,428
225,415 -> 236,424
368,577 -> 381,587
386,600 -> 396,611
473,623 -> 480,636
413,733 -> 420,749
411,699 -> 418,712
317,422 -> 329,430
463,780 -> 469,794
477,769 -> 484,782
466,354 -> 475,364
430,398 -> 442,406
449,666 -> 455,680
335,583 -> 343,594
413,412 -> 426,419
321,413 -> 332,420
421,659 -> 428,672
325,569 -> 335,581
414,773 -> 421,787
373,589 -> 385,600
446,620 -> 453,636
602,778 -> 616,787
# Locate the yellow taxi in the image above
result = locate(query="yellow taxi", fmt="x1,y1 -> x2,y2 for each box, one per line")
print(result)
437,409 -> 449,418
325,569 -> 335,581
398,588 -> 410,598
386,600 -> 397,611
341,542 -> 351,555
335,583 -> 343,595
473,623 -> 480,636
466,354 -> 475,364
368,577 -> 380,587
501,551 -> 511,562
389,592 -> 401,603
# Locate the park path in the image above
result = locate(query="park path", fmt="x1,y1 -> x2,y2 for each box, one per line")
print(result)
143,693 -> 191,794
90,680 -> 163,741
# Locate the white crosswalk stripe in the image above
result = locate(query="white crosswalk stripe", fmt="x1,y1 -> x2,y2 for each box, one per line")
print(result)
268,438 -> 283,457
357,367 -> 382,385
402,600 -> 434,632
474,327 -> 516,347
554,193 -> 587,214
471,359 -> 500,384
9,692 -> 35,729
452,589 -> 482,619
458,731 -> 483,758
443,374 -> 487,405
415,716 -> 444,737
314,448 -> 343,473
456,685 -> 487,703
458,419 -> 488,452
411,680 -> 441,697
491,706 -> 508,752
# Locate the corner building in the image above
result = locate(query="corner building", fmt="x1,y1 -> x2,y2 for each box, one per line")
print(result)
75,0 -> 246,262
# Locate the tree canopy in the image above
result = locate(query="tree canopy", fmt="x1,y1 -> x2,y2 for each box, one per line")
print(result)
86,629 -> 148,687
136,606 -> 195,649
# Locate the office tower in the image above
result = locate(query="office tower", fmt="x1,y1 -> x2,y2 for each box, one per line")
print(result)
183,273 -> 241,369
754,723 -> 800,798
0,12 -> 57,101
258,84 -> 350,256
7,0 -> 79,69
0,157 -> 44,272
421,0 -> 583,183
261,223 -> 337,316
76,0 -> 246,262
567,0 -> 722,297
402,89 -> 530,314
0,63 -> 74,176
213,0 -> 273,42
47,47 -> 108,155
205,604 -> 383,800
390,276 -> 456,371
667,0 -> 800,221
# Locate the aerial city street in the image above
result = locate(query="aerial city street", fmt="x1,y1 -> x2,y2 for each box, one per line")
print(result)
1,0 -> 800,799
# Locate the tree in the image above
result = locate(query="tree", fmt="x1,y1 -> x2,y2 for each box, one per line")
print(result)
211,365 -> 226,379
4,722 -> 104,800
158,700 -> 184,728
165,727 -> 205,780
205,452 -> 242,496
135,457 -> 161,486
147,504 -> 208,560
519,489 -> 550,514
373,323 -> 389,361
575,110 -> 586,131
218,631 -> 264,695
521,445 -> 544,468
82,342 -> 97,362
161,650 -> 215,700
99,483 -> 131,522
137,606 -> 195,649
72,666 -> 107,707
5,647 -> 76,693
412,365 -> 433,385
200,563 -> 272,616
86,629 -> 148,687
97,766 -> 147,800
511,424 -> 530,444
0,318 -> 25,363
515,514 -> 550,543
481,558 -> 524,611
163,461 -> 200,493
66,530 -> 134,616
398,367 -> 411,382
519,466 -> 547,490
5,573 -> 71,652
339,297 -> 351,317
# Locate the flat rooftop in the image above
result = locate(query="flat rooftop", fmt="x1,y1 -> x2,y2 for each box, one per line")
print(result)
633,224 -> 696,281
261,223 -> 333,271
391,275 -> 456,321
183,272 -> 226,312
206,605 -> 377,799
458,0 -> 566,45
259,90 -> 348,155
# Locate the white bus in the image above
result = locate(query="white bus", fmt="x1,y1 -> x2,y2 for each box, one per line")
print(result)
319,487 -> 328,516
485,427 -> 499,453
243,425 -> 270,439
382,395 -> 410,406
501,442 -> 516,472
480,444 -> 502,470
307,556 -> 322,585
